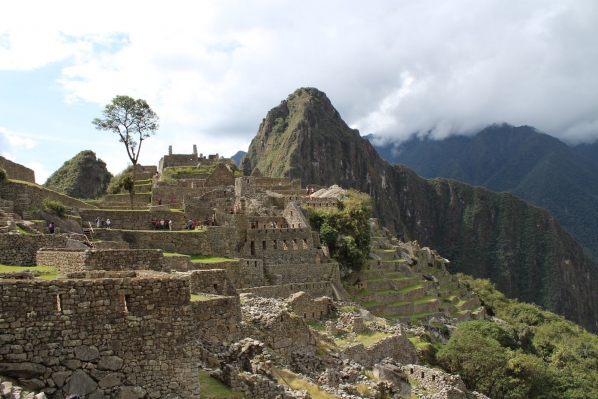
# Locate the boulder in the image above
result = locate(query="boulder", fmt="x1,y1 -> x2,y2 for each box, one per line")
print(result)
0,362 -> 45,379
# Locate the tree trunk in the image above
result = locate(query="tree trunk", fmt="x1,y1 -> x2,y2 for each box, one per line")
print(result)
130,162 -> 137,210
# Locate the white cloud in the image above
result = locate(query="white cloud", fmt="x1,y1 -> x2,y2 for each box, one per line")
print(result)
1,0 -> 597,160
24,162 -> 49,185
0,127 -> 38,159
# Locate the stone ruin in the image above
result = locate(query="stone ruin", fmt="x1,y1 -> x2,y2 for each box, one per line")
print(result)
0,153 -> 492,398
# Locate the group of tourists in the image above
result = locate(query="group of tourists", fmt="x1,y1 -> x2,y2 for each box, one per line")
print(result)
306,186 -> 315,198
94,217 -> 111,229
151,219 -> 173,230
250,221 -> 280,229
185,219 -> 197,230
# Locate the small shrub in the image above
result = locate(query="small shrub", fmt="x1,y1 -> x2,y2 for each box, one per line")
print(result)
41,198 -> 66,217
0,167 -> 6,182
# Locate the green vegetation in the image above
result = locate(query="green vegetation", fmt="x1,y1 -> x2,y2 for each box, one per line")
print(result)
307,189 -> 372,271
189,254 -> 238,263
190,294 -> 213,301
335,331 -> 392,348
276,369 -> 337,399
372,124 -> 598,263
197,370 -> 244,398
41,197 -> 66,217
0,167 -> 6,182
0,265 -> 60,280
434,275 -> 598,398
44,150 -> 112,199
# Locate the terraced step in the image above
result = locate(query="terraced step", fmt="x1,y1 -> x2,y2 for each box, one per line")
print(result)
456,297 -> 481,311
372,249 -> 398,261
364,277 -> 420,293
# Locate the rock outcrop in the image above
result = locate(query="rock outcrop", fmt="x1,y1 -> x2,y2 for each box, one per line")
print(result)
44,150 -> 112,199
242,87 -> 598,332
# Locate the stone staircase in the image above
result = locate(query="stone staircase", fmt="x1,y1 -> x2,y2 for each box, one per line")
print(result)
346,219 -> 485,323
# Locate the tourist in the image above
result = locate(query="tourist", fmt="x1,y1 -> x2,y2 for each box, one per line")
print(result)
273,221 -> 277,228
158,198 -> 162,205
191,220 -> 197,229
168,219 -> 172,230
270,221 -> 274,228
187,219 -> 193,230
170,196 -> 174,204
95,216 -> 100,228
106,219 -> 111,229
48,221 -> 55,234
230,208 -> 234,214
160,220 -> 165,229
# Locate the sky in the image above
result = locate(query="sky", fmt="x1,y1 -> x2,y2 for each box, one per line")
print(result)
1,0 -> 597,184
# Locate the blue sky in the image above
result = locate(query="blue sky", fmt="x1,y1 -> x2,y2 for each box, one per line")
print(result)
1,0 -> 597,184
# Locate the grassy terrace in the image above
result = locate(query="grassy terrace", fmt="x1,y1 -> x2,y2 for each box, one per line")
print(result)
335,331 -> 393,348
276,369 -> 337,399
162,252 -> 238,263
198,370 -> 244,398
118,228 -> 207,232
0,264 -> 60,280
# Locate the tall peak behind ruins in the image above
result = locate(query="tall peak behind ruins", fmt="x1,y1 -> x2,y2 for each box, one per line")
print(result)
242,87 -> 598,332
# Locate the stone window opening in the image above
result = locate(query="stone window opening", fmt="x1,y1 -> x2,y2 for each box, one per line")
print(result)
432,375 -> 436,382
213,283 -> 218,292
292,239 -> 298,250
251,241 -> 255,255
281,315 -> 284,322
122,295 -> 130,313
56,294 -> 62,312
303,313 -> 306,318
273,240 -> 277,250
262,241 -> 267,250
312,312 -> 315,318
290,211 -> 293,216
283,240 -> 288,251
410,368 -> 414,374
292,224 -> 295,228
421,372 -> 425,378
254,261 -> 258,267
303,239 -> 308,249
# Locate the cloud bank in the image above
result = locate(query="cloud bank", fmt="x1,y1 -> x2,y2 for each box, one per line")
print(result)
1,0 -> 597,172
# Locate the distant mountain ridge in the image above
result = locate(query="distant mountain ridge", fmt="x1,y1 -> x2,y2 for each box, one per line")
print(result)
44,150 -> 112,199
368,125 -> 598,261
242,88 -> 598,332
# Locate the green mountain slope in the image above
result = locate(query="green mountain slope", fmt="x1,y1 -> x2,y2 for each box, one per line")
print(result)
370,125 -> 598,261
44,150 -> 112,199
242,88 -> 598,332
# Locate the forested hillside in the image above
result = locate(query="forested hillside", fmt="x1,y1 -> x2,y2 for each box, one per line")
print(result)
369,125 -> 598,261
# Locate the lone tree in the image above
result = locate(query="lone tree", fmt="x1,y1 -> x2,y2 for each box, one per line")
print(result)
93,95 -> 159,209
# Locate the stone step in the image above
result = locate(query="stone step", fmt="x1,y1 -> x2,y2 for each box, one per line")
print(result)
372,249 -> 397,261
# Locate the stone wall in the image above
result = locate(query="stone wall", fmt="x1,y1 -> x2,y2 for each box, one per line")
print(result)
238,281 -> 334,299
400,364 -> 467,396
80,210 -> 187,230
287,292 -> 334,322
0,234 -> 67,265
265,263 -> 340,285
37,248 -> 165,274
189,269 -> 238,296
204,163 -> 236,187
242,227 -> 324,264
192,295 -> 242,348
159,153 -> 199,171
283,202 -> 310,229
189,259 -> 264,289
103,193 -> 151,205
35,248 -> 87,274
0,181 -> 95,216
0,156 -> 35,183
0,274 -> 202,398
340,333 -> 418,368
121,227 -> 240,256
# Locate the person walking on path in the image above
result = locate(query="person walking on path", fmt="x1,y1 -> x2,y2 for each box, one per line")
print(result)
95,216 -> 100,228
106,219 -> 111,229
48,221 -> 55,234
168,219 -> 173,230
170,196 -> 174,205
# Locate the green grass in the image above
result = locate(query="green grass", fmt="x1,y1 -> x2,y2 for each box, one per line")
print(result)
0,265 -> 60,280
118,228 -> 207,233
335,331 -> 393,348
189,255 -> 238,263
276,369 -> 337,399
190,294 -> 214,301
14,226 -> 33,235
162,252 -> 189,257
198,370 -> 244,398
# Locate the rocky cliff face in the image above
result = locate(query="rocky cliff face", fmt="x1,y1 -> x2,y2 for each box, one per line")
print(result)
44,150 -> 112,199
243,87 -> 598,332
